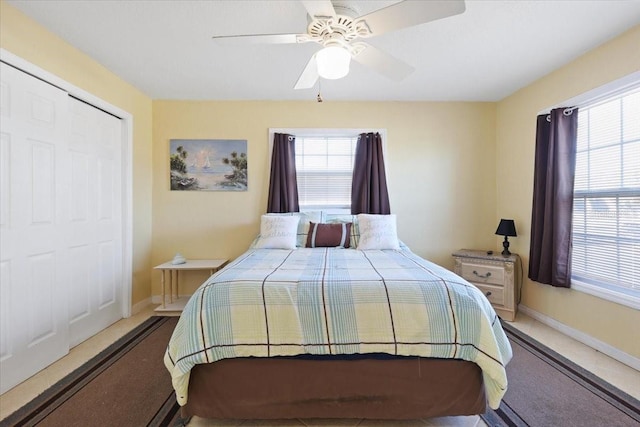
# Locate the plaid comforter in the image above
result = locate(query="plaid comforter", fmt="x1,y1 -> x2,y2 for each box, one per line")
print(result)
164,247 -> 512,408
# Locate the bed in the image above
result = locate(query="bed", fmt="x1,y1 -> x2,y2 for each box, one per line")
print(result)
164,214 -> 512,420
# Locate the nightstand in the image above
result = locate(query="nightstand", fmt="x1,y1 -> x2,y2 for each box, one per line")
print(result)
154,259 -> 228,313
452,249 -> 520,321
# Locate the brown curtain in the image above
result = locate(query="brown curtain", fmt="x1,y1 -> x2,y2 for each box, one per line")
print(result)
528,107 -> 579,288
267,133 -> 299,213
351,132 -> 390,215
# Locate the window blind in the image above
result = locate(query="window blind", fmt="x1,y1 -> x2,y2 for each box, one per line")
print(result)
295,136 -> 357,209
572,88 -> 640,295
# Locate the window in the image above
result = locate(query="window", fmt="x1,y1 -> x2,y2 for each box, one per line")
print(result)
269,128 -> 387,212
295,135 -> 357,210
572,87 -> 640,306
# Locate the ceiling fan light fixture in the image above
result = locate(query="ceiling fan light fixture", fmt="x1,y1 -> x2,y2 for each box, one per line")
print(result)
316,46 -> 351,80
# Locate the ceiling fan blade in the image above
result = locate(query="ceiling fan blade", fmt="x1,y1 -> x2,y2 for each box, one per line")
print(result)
300,0 -> 336,18
212,33 -> 305,45
357,0 -> 466,37
294,55 -> 319,90
352,43 -> 414,81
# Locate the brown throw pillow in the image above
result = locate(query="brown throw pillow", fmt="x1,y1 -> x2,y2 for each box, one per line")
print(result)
306,222 -> 352,248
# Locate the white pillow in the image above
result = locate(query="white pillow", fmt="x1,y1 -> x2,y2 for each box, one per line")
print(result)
254,215 -> 300,249
356,214 -> 400,250
267,211 -> 323,247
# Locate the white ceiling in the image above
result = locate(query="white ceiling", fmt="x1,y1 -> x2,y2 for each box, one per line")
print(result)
7,0 -> 640,102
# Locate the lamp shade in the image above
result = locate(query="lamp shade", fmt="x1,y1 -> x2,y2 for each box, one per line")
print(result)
316,46 -> 351,80
495,219 -> 517,237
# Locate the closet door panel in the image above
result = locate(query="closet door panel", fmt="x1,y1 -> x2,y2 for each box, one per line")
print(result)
0,260 -> 11,362
67,99 -> 123,347
68,244 -> 91,323
0,62 -> 70,394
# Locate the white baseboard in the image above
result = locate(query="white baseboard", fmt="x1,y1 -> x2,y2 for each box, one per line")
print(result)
131,297 -> 152,315
519,305 -> 640,371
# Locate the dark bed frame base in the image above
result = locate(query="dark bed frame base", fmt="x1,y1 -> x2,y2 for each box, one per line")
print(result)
181,356 -> 486,420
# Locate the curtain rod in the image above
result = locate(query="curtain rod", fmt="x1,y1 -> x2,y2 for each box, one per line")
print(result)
544,80 -> 640,121
538,71 -> 640,116
545,106 -> 577,121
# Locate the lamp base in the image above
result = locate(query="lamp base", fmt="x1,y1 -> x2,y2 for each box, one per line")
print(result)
501,236 -> 511,256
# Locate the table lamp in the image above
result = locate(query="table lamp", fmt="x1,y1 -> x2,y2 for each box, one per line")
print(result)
495,219 -> 517,256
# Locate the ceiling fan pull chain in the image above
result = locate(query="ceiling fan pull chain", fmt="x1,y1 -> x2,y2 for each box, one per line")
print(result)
317,79 -> 323,103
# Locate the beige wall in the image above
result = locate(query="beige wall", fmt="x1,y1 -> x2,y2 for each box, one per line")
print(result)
496,25 -> 640,358
0,1 -> 154,306
152,101 -> 497,294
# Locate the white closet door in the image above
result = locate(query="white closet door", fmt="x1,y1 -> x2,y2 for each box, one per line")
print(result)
0,62 -> 70,393
67,98 -> 123,347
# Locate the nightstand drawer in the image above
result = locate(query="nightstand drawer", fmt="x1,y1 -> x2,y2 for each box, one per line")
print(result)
472,283 -> 505,307
460,263 -> 505,286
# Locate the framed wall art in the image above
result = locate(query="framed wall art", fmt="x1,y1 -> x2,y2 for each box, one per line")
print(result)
169,139 -> 248,191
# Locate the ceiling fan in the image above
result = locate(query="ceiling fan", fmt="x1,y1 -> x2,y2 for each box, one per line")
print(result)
212,0 -> 466,90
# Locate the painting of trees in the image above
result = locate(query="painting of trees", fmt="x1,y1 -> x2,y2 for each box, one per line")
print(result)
169,139 -> 247,191
169,145 -> 199,190
221,151 -> 248,189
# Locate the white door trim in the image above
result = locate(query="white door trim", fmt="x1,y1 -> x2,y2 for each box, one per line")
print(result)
1,48 -> 133,318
